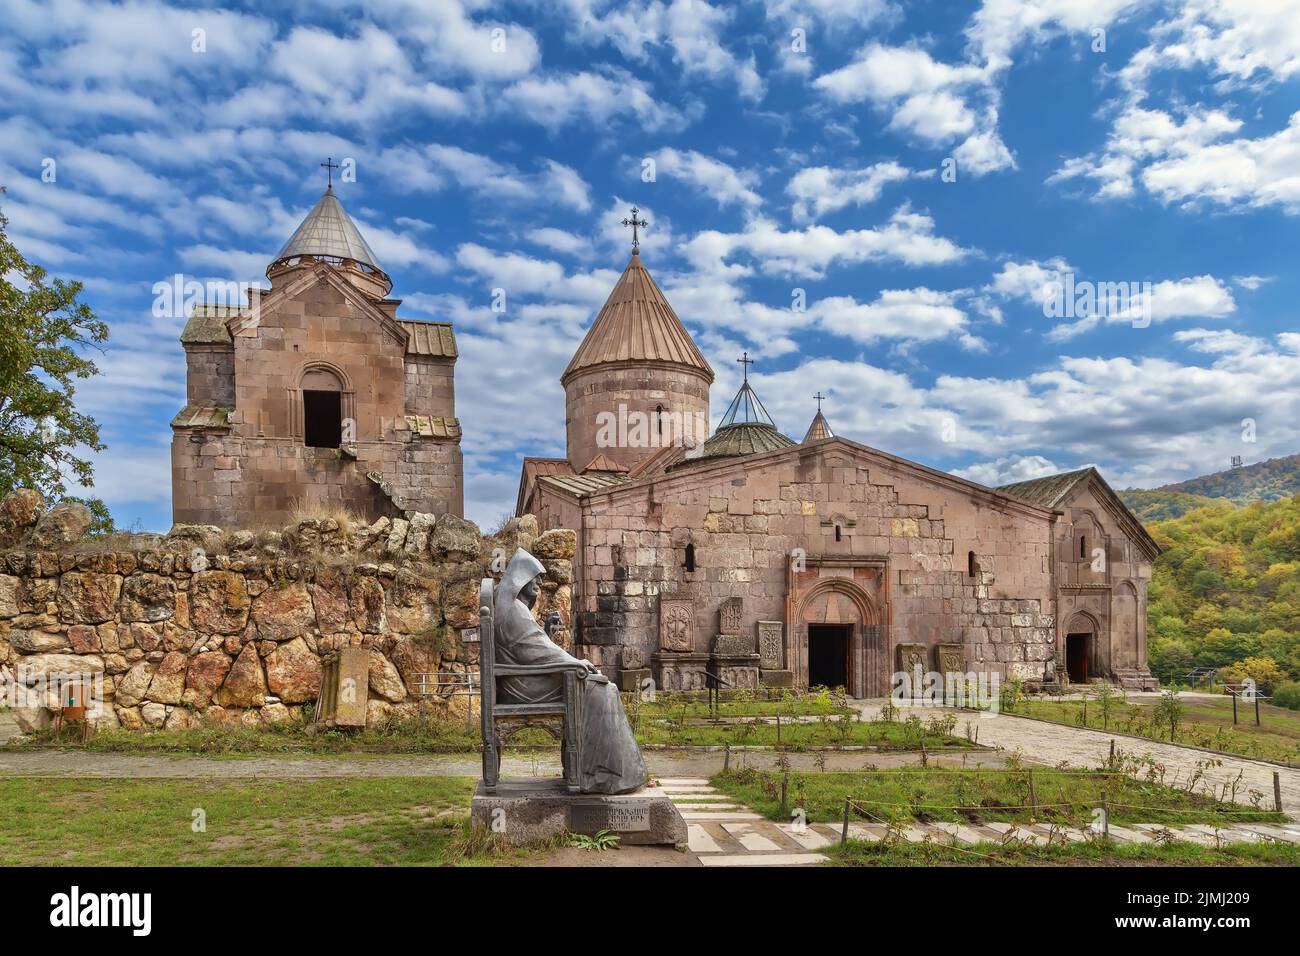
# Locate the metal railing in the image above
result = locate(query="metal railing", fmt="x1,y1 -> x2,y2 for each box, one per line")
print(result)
411,671 -> 480,734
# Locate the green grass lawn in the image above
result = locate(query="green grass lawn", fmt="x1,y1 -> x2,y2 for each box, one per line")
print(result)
1010,696 -> 1300,766
710,767 -> 1286,827
827,838 -> 1300,866
7,690 -> 969,754
0,776 -> 551,866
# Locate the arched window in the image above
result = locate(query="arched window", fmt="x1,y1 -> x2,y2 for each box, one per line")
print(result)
684,543 -> 696,573
1079,535 -> 1087,560
655,404 -> 664,440
301,367 -> 343,449
967,550 -> 976,578
834,524 -> 842,542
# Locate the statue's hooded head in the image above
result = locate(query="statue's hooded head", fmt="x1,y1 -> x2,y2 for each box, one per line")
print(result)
496,549 -> 545,624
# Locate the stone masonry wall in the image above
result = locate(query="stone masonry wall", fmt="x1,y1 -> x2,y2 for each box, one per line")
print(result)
0,490 -> 572,734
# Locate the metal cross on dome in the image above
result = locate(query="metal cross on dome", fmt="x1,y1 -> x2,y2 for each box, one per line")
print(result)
321,157 -> 340,188
737,351 -> 754,384
621,206 -> 648,250
814,391 -> 826,412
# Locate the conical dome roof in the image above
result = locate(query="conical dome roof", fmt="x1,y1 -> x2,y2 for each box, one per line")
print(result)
562,251 -> 714,385
271,187 -> 386,276
803,409 -> 834,442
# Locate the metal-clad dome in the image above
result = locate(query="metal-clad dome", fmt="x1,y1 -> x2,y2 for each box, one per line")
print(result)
271,187 -> 386,276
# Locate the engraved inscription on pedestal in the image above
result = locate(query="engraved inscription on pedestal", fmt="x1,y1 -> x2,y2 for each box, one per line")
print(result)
757,621 -> 783,670
570,800 -> 652,834
719,597 -> 743,635
659,596 -> 694,652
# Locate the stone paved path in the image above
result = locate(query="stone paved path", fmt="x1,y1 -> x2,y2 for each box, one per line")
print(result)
660,776 -> 1300,865
659,777 -> 830,866
856,702 -> 1300,817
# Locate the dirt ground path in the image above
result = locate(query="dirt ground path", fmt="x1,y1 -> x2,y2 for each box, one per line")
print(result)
855,702 -> 1300,817
0,746 -> 1003,780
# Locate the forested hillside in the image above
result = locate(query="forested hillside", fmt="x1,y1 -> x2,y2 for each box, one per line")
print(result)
1146,496 -> 1300,688
1122,454 -> 1300,520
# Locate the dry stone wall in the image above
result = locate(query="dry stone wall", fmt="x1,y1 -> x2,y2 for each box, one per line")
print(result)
0,492 -> 574,734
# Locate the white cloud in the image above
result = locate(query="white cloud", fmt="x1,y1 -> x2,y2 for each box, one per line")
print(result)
501,68 -> 685,131
951,454 -> 1062,486
813,43 -> 1014,175
681,206 -> 970,279
651,149 -> 761,210
786,161 -> 912,222
810,288 -> 972,346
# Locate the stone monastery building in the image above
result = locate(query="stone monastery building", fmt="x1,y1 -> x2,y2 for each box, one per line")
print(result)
172,185 -> 463,528
515,245 -> 1162,696
171,184 -> 1160,697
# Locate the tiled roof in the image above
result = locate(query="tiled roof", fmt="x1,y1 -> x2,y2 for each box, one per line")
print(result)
626,443 -> 688,479
273,187 -> 384,274
516,456 -> 576,514
998,468 -> 1093,509
537,472 -> 631,497
398,320 -> 457,358
562,251 -> 713,384
581,453 -> 629,473
803,410 -> 834,443
402,416 -> 461,440
171,406 -> 233,429
180,306 -> 238,345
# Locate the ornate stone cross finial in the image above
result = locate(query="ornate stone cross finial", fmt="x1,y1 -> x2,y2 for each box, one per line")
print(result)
621,205 -> 648,251
737,351 -> 754,384
321,157 -> 341,189
814,391 -> 826,412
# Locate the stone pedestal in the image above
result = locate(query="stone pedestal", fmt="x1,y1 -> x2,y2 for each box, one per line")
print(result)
470,779 -> 687,847
617,668 -> 651,692
653,651 -> 710,691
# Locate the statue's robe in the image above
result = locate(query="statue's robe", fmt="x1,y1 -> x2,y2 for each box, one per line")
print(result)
494,550 -> 647,794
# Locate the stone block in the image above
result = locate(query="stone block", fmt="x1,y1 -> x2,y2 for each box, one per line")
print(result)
760,669 -> 795,688
617,668 -> 651,693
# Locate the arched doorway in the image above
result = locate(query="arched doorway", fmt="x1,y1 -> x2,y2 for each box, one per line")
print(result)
1064,612 -> 1098,684
794,578 -> 879,697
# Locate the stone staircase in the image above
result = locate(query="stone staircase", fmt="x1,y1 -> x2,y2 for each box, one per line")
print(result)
656,778 -> 831,866
657,778 -> 1300,863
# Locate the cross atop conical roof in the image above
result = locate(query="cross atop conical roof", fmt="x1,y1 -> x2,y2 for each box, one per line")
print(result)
271,186 -> 386,278
561,251 -> 714,385
803,409 -> 834,442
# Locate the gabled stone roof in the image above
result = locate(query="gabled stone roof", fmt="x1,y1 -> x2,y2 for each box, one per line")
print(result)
998,468 -> 1093,509
180,306 -> 238,345
561,251 -> 713,385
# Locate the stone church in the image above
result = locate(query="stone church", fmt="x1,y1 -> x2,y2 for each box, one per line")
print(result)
516,243 -> 1162,695
172,184 -> 464,527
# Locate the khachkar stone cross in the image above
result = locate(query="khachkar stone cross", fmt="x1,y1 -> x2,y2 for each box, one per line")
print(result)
622,205 -> 648,250
321,157 -> 341,188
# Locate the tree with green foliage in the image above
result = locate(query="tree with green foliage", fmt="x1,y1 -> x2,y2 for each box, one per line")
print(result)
0,189 -> 110,504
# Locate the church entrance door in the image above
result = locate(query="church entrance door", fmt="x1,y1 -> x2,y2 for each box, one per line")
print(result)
808,623 -> 850,690
1066,633 -> 1090,684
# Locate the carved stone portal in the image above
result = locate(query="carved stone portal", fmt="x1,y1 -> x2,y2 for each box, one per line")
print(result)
757,621 -> 783,670
659,596 -> 694,652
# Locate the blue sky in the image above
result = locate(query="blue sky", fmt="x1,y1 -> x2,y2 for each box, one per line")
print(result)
2,0 -> 1298,530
